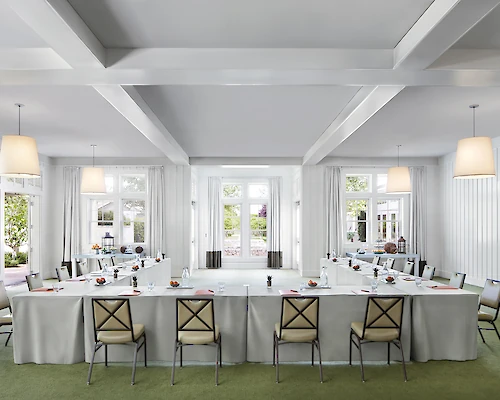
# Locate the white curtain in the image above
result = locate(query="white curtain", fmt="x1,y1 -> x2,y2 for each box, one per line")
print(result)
62,167 -> 82,274
207,177 -> 222,268
410,166 -> 427,261
268,177 -> 282,268
146,166 -> 165,257
325,166 -> 343,257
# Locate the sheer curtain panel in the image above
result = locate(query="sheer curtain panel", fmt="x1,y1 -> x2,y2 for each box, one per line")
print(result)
207,177 -> 222,268
409,167 -> 427,268
268,177 -> 282,268
325,166 -> 343,258
62,166 -> 82,276
146,166 -> 166,257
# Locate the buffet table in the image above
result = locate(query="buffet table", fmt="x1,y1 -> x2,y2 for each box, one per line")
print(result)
345,252 -> 420,273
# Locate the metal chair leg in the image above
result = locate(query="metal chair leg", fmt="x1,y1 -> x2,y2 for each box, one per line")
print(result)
87,342 -> 98,385
397,340 -> 408,382
215,341 -> 219,386
105,344 -> 108,367
357,339 -> 365,382
131,342 -> 139,385
311,342 -> 314,366
171,342 -> 178,386
5,330 -> 13,347
478,326 -> 486,343
180,345 -> 183,368
387,342 -> 391,365
275,339 -> 280,384
272,332 -> 276,367
349,331 -> 353,366
316,340 -> 323,383
219,335 -> 223,368
492,322 -> 500,340
143,334 -> 147,367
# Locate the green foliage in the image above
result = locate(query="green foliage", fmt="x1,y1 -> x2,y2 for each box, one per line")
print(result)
122,176 -> 146,192
223,184 -> 241,198
134,221 -> 145,243
98,210 -> 114,226
4,194 -> 28,254
4,251 -> 28,267
346,175 -> 369,192
224,205 -> 240,236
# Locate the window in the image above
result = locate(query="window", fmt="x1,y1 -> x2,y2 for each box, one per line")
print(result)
85,170 -> 147,247
222,181 -> 268,259
344,171 -> 408,246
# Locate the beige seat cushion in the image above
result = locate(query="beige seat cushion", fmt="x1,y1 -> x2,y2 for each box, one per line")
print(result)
178,325 -> 220,345
97,323 -> 145,344
478,311 -> 495,321
0,315 -> 12,325
275,323 -> 317,342
351,322 -> 399,342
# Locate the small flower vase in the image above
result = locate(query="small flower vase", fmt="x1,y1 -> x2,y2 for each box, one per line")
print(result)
141,260 -> 145,268
374,270 -> 378,279
95,249 -> 99,255
267,280 -> 272,287
132,276 -> 138,288
113,269 -> 118,279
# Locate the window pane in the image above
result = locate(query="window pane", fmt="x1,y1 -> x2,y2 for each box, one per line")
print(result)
90,200 -> 114,244
121,174 -> 146,193
250,204 -> 267,257
346,199 -> 367,242
248,184 -> 268,198
377,174 -> 387,193
123,200 -> 145,243
105,175 -> 114,193
376,199 -> 401,242
224,204 -> 241,256
346,175 -> 370,192
223,184 -> 242,198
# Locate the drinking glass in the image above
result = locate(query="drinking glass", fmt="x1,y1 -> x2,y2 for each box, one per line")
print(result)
394,270 -> 400,279
299,283 -> 306,291
52,283 -> 60,292
371,279 -> 378,292
218,282 -> 225,292
415,277 -> 422,287
85,275 -> 92,284
147,281 -> 155,292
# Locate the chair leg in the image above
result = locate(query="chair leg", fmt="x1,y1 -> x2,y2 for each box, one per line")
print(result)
357,339 -> 365,382
219,335 -> 222,368
478,326 -> 486,343
349,331 -> 353,366
275,339 -> 280,384
311,342 -> 314,367
180,345 -> 183,368
272,332 -> 276,367
387,342 -> 391,365
397,340 -> 408,382
87,342 -> 98,385
131,342 -> 139,385
143,334 -> 147,367
316,340 -> 323,383
171,342 -> 178,386
492,322 -> 500,340
5,330 -> 13,347
215,341 -> 219,386
104,344 -> 108,367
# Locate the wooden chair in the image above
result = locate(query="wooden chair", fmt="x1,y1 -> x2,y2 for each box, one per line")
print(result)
386,258 -> 395,269
26,273 -> 43,291
403,262 -> 414,275
274,296 -> 322,383
422,266 -> 435,280
0,281 -> 13,346
55,265 -> 70,281
478,279 -> 500,343
87,298 -> 147,385
172,298 -> 221,386
449,272 -> 466,289
350,296 -> 407,382
372,256 -> 380,266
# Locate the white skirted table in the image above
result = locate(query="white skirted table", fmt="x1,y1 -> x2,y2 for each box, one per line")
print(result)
345,252 -> 420,273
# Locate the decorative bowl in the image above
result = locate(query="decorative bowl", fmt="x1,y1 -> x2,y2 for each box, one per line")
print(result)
308,281 -> 318,287
353,265 -> 361,271
170,281 -> 180,287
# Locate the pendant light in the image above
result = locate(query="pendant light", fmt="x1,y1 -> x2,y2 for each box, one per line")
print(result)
386,145 -> 411,193
0,103 -> 40,178
81,145 -> 106,194
454,104 -> 495,179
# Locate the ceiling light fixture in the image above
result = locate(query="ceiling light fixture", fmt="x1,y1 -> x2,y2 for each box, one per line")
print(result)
0,103 -> 40,178
220,165 -> 270,169
386,145 -> 411,193
454,104 -> 495,179
81,145 -> 106,194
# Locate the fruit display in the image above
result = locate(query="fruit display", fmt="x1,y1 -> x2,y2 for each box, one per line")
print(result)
386,276 -> 395,282
155,257 -> 161,262
308,280 -> 318,287
170,280 -> 180,287
384,242 -> 397,254
132,265 -> 139,271
96,277 -> 106,285
332,257 -> 338,262
353,265 -> 360,270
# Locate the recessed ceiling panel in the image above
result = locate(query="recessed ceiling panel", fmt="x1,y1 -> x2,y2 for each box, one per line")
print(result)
69,0 -> 433,48
136,85 -> 360,157
0,86 -> 165,158
329,86 -> 500,158
0,5 -> 47,48
453,5 -> 500,49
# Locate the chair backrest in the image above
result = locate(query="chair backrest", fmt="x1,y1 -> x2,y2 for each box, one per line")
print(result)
386,258 -> 395,269
55,265 -> 70,281
480,279 -> 500,311
403,261 -> 414,275
449,272 -> 466,289
361,296 -> 404,340
26,273 -> 43,291
278,296 -> 319,340
79,261 -> 89,276
422,265 -> 435,280
176,298 -> 216,342
372,256 -> 380,266
0,281 -> 11,311
92,298 -> 134,342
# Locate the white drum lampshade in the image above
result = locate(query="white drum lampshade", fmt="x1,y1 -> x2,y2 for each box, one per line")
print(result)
454,136 -> 495,179
0,134 -> 40,178
386,166 -> 411,193
81,167 -> 106,194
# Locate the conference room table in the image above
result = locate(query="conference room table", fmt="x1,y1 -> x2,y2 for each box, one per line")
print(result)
12,259 -> 171,364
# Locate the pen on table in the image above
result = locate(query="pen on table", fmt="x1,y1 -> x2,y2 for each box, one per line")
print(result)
361,290 -> 370,293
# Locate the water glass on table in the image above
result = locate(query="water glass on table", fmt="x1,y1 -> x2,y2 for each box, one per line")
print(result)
218,282 -> 225,292
147,281 -> 155,292
52,283 -> 60,292
415,277 -> 422,287
371,279 -> 378,293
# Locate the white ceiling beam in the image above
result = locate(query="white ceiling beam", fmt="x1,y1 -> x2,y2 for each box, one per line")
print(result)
8,0 -> 106,68
93,85 -> 189,166
303,86 -> 404,165
394,0 -> 500,70
0,48 -> 71,70
107,48 -> 394,70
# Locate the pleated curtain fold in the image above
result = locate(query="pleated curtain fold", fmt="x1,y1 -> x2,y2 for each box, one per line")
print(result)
207,177 -> 222,268
146,166 -> 165,257
62,166 -> 82,276
409,167 -> 427,266
268,177 -> 282,268
325,166 -> 343,258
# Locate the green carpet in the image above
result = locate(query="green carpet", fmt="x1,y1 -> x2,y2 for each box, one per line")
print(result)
1,280 -> 498,400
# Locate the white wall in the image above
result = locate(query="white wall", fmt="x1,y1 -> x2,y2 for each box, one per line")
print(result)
195,166 -> 296,269
439,138 -> 500,286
